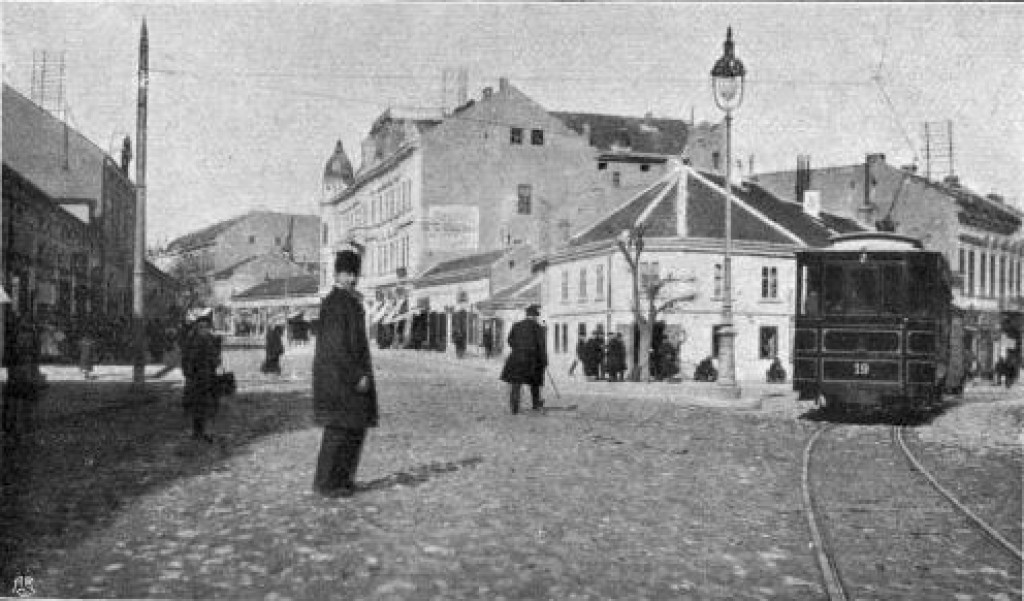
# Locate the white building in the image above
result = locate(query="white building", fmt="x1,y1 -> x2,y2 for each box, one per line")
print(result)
541,163 -> 864,381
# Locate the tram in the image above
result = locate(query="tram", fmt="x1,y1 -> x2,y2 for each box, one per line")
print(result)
793,232 -> 967,415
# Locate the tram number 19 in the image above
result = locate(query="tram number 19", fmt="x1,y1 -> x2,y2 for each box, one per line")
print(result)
853,362 -> 870,376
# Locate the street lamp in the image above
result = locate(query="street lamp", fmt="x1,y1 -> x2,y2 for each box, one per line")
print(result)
711,26 -> 745,396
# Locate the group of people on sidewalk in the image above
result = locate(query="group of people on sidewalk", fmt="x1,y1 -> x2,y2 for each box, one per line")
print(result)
570,330 -> 627,382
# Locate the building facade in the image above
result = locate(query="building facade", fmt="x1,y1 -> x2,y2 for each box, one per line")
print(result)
320,77 -> 720,339
159,210 -> 320,309
542,163 -> 863,381
2,84 -> 138,320
754,154 -> 1024,375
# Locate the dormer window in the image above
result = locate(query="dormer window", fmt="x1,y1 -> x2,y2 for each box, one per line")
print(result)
510,128 -> 523,145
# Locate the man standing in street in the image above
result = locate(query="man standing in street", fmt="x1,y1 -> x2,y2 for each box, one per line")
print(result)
313,250 -> 378,499
500,304 -> 548,414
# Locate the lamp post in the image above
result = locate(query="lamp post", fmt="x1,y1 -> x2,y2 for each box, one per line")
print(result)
711,26 -> 745,397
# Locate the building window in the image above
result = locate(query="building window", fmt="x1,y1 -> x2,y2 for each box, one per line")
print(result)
598,162 -> 607,171
713,263 -> 723,298
712,324 -> 725,358
640,261 -> 660,289
640,164 -> 650,172
561,324 -> 568,355
761,266 -> 779,299
759,326 -> 779,360
1018,257 -> 1022,298
510,127 -> 523,145
612,172 -> 621,187
323,223 -> 329,244
979,252 -> 987,295
249,235 -> 256,244
990,254 -> 997,297
712,152 -> 721,171
579,267 -> 588,300
561,270 -> 569,303
1000,255 -> 1007,299
595,265 -> 605,301
531,129 -> 544,145
517,184 -> 532,215
968,250 -> 976,297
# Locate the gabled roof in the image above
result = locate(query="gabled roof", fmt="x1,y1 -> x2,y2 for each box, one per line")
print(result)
417,248 -> 510,283
231,275 -> 319,300
165,214 -> 249,252
551,111 -> 689,155
569,166 -> 864,250
212,253 -> 302,280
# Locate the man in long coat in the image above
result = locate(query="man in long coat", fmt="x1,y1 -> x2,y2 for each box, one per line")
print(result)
500,304 -> 548,414
313,250 -> 378,498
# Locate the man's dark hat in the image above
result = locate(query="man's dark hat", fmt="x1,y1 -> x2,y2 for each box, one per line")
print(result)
334,250 -> 361,275
525,304 -> 541,317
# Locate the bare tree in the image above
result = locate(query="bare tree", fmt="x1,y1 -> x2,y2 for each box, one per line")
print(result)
166,253 -> 210,314
616,226 -> 697,382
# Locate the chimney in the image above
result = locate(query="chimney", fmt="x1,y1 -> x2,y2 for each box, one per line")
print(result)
901,164 -> 918,173
499,77 -> 509,93
987,193 -> 1004,204
866,153 -> 886,165
482,86 -> 493,99
943,174 -> 961,188
582,123 -> 591,145
803,190 -> 821,218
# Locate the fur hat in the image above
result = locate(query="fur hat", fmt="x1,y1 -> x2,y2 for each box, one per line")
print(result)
334,250 -> 362,275
525,304 -> 541,317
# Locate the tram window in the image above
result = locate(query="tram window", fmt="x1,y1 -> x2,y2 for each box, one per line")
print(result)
881,264 -> 905,313
823,265 -> 845,314
848,267 -> 879,313
798,263 -> 822,316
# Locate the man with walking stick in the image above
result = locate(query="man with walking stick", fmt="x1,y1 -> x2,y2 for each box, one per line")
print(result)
499,304 -> 548,414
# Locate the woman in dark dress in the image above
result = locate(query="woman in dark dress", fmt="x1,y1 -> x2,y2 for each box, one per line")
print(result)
181,310 -> 222,442
262,324 -> 285,375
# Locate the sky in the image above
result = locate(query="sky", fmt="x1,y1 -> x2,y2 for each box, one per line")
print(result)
3,2 -> 1023,246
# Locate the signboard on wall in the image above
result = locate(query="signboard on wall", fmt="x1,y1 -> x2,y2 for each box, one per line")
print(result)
427,205 -> 479,250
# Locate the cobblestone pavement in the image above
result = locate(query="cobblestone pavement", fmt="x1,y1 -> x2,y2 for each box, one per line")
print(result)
3,349 -> 1020,600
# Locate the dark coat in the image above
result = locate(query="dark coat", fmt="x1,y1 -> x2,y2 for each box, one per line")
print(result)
584,337 -> 604,371
266,327 -> 285,360
606,337 -> 627,373
181,327 -> 222,419
500,318 -> 548,386
313,286 -> 379,429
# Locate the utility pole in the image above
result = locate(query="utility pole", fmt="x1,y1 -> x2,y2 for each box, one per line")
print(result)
132,20 -> 149,387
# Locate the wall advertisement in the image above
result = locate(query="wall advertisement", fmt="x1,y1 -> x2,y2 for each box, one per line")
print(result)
427,205 -> 478,250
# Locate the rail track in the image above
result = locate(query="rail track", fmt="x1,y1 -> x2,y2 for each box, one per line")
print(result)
801,423 -> 1021,600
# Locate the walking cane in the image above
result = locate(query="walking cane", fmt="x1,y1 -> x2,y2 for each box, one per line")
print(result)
546,368 -> 562,401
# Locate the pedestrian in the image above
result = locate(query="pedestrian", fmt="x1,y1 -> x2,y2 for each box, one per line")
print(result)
568,333 -> 586,376
584,330 -> 604,381
313,250 -> 378,499
78,324 -> 97,380
766,356 -> 787,383
500,304 -> 548,414
694,355 -> 718,382
262,323 -> 285,375
453,328 -> 467,359
180,308 -> 223,442
606,332 -> 627,382
482,326 -> 494,359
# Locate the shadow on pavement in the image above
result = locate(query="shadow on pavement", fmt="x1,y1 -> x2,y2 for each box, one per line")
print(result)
0,379 -> 314,585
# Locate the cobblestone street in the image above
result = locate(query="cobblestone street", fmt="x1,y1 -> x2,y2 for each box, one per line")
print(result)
2,348 -> 1020,600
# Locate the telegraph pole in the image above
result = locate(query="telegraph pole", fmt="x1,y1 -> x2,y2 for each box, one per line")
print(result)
132,20 -> 148,387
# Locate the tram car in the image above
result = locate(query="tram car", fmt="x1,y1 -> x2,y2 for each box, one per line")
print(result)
793,232 -> 967,415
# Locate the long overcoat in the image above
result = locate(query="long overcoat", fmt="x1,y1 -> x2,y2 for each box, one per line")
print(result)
606,337 -> 627,374
181,328 -> 222,419
500,318 -> 548,387
313,286 -> 379,429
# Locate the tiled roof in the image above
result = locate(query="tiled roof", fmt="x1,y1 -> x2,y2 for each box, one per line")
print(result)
418,249 -> 509,280
477,276 -> 541,310
231,275 -> 319,300
551,111 -> 689,155
570,179 -> 675,246
569,167 -> 864,250
166,215 -> 248,252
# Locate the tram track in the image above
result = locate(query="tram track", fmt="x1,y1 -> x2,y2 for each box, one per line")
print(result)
801,423 -> 1021,600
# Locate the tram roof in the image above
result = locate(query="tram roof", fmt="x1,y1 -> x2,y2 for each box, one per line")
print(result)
822,232 -> 926,252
